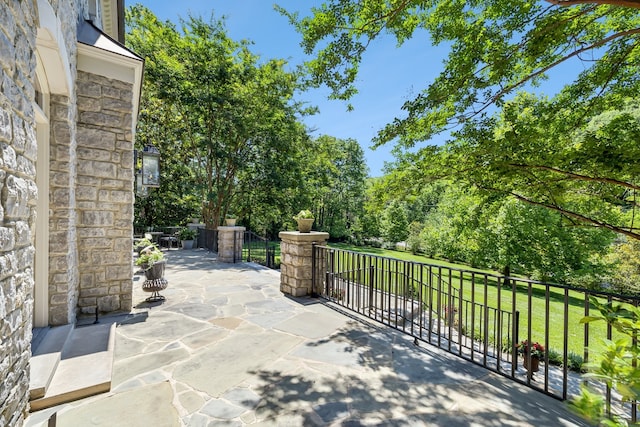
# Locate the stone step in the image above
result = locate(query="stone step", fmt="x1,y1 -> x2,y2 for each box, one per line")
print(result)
29,322 -> 115,412
29,324 -> 74,400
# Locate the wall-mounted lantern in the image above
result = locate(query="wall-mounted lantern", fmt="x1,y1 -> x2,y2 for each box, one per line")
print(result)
134,145 -> 160,198
141,145 -> 160,187
135,171 -> 147,197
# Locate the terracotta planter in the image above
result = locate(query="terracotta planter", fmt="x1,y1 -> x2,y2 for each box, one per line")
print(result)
523,355 -> 540,378
296,218 -> 314,233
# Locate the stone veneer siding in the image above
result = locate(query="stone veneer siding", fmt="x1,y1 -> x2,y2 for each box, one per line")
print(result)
0,1 -> 39,425
0,0 -> 136,423
75,70 -> 134,314
217,226 -> 245,263
278,231 -> 329,297
49,92 -> 81,325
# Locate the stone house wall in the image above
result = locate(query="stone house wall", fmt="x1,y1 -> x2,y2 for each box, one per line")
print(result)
76,71 -> 134,314
1,0 -> 140,424
49,92 -> 81,326
1,2 -> 42,425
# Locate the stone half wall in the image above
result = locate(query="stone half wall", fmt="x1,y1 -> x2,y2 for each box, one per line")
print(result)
75,70 -> 134,314
0,1 -> 38,425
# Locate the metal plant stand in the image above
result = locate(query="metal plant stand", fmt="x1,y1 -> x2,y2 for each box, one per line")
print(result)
142,261 -> 168,302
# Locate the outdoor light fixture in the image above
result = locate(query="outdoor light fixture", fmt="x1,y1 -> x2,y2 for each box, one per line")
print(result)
141,145 -> 160,187
135,172 -> 147,197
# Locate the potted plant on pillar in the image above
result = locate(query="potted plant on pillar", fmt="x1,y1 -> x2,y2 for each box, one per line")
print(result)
293,209 -> 315,233
178,227 -> 197,249
225,214 -> 237,226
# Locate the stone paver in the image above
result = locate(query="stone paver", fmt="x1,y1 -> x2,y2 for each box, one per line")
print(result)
25,250 -> 590,426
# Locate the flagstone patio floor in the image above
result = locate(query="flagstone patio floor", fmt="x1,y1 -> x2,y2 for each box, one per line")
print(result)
25,249 -> 589,426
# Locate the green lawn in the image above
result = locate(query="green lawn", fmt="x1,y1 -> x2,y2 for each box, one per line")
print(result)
243,240 -> 281,267
326,242 -> 622,358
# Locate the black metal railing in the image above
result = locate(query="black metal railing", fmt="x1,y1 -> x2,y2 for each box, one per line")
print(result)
200,228 -> 218,252
242,231 -> 279,269
312,245 -> 639,422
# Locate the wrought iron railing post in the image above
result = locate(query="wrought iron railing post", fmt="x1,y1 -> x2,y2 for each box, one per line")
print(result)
311,243 -> 317,297
513,310 -> 519,370
369,264 -> 374,314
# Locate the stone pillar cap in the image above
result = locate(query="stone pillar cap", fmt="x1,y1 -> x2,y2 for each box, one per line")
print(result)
278,231 -> 330,242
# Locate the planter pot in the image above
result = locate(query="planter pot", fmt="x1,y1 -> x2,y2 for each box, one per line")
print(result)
296,218 -> 314,233
225,218 -> 236,226
523,355 -> 540,378
141,261 -> 168,302
182,239 -> 194,249
523,355 -> 540,372
143,260 -> 166,280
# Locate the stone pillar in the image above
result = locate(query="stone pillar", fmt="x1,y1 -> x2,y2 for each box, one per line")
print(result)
278,231 -> 329,297
217,226 -> 245,263
75,71 -> 136,315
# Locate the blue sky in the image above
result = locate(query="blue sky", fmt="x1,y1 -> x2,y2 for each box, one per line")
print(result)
131,0 -> 452,176
130,1 -> 575,177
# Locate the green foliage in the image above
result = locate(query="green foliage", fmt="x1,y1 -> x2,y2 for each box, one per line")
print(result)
572,298 -> 640,426
516,340 -> 546,358
178,228 -> 197,240
570,386 -> 613,427
602,239 -> 640,296
127,6 -> 309,231
407,221 -> 423,254
293,210 -> 314,220
281,1 -> 640,146
298,135 -> 368,240
135,246 -> 165,269
281,1 -> 640,244
384,179 -> 615,286
566,351 -> 585,373
381,200 -> 409,245
547,348 -> 563,366
134,238 -> 154,253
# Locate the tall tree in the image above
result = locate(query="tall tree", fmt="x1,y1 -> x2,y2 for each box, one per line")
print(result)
127,6 -> 306,229
381,199 -> 409,245
301,135 -> 368,239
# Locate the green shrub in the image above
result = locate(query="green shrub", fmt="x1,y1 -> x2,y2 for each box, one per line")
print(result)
178,227 -> 197,240
566,351 -> 585,373
547,348 -> 563,366
571,299 -> 640,426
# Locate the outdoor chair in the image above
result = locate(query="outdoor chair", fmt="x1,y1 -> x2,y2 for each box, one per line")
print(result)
159,233 -> 180,249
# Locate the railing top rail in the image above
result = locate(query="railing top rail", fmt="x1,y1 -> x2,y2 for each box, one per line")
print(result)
244,230 -> 269,242
314,244 -> 640,303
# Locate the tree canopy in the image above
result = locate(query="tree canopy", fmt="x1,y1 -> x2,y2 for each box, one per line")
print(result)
281,0 -> 640,145
127,6 -> 309,229
281,0 -> 640,240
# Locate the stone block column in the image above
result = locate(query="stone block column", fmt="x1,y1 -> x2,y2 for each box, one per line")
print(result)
278,231 -> 329,297
217,226 -> 245,262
